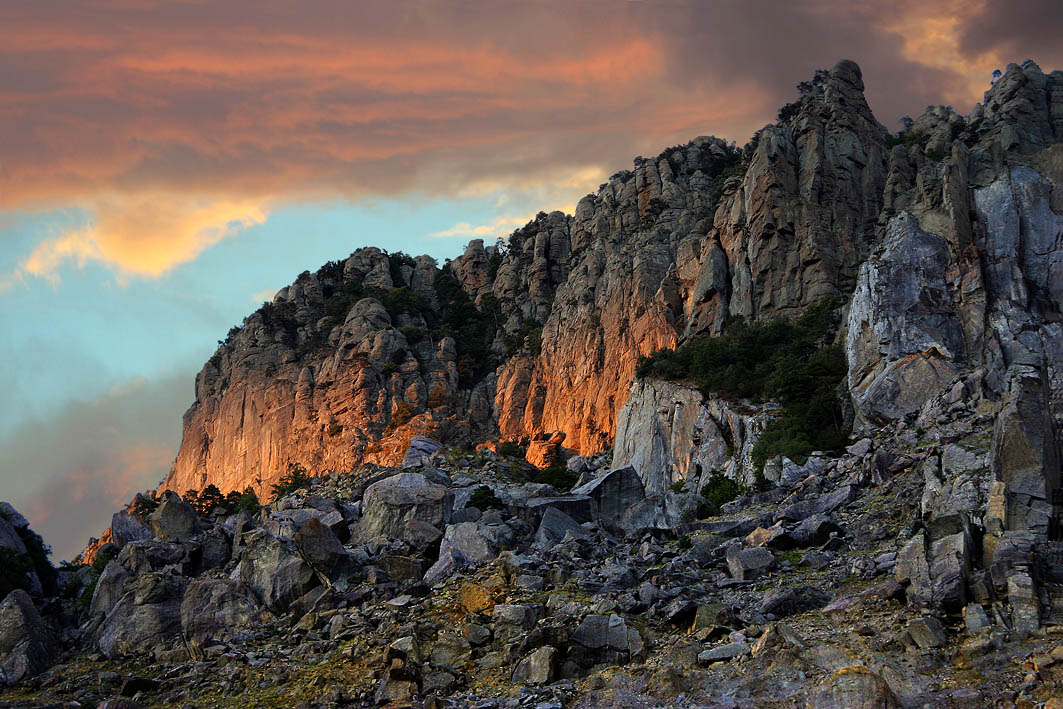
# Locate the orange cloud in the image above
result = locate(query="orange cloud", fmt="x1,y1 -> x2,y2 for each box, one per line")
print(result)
20,195 -> 267,280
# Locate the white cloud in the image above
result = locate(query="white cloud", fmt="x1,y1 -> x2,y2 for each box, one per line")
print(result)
251,287 -> 277,303
427,213 -> 535,240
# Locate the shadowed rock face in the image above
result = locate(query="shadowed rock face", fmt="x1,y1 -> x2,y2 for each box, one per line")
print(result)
158,60 -> 1062,512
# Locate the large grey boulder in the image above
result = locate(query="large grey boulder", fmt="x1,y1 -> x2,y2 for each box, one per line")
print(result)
569,614 -> 644,667
619,491 -> 706,536
115,539 -> 196,576
294,517 -> 347,576
149,491 -> 200,541
89,561 -> 130,618
570,466 -> 645,528
95,572 -> 187,659
726,546 -> 776,580
809,665 -> 899,708
181,579 -> 269,656
356,473 -> 452,542
229,529 -> 317,613
109,511 -> 152,549
401,436 -> 443,469
511,646 -> 558,685
0,590 -> 55,685
438,522 -> 514,565
533,507 -> 589,549
525,495 -> 596,524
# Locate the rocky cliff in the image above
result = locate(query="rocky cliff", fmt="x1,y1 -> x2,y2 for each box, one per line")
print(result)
161,60 -> 1062,511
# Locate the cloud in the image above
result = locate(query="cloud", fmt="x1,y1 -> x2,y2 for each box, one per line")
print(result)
250,287 -> 277,303
428,214 -> 535,241
0,372 -> 190,561
15,194 -> 267,282
0,0 -> 1059,280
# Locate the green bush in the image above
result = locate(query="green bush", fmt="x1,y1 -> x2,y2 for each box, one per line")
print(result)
233,487 -> 261,514
700,471 -> 744,509
668,480 -> 687,493
469,486 -> 506,511
0,547 -> 33,599
433,266 -> 498,388
637,299 -> 847,471
76,545 -> 118,611
532,465 -> 578,492
677,534 -> 693,550
427,386 -> 448,408
271,462 -> 313,501
384,401 -> 417,433
497,440 -> 526,458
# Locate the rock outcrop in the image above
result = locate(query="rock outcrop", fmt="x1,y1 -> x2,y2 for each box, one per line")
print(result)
613,378 -> 769,492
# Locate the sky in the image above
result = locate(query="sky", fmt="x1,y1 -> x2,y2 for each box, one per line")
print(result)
1,0 -> 1060,562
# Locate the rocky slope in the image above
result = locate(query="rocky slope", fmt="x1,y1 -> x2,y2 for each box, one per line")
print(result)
3,58 -> 1063,708
4,414 -> 1063,707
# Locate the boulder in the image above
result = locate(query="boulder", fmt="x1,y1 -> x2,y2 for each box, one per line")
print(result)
906,616 -> 947,648
294,518 -> 347,575
569,614 -> 644,666
423,550 -> 471,587
533,507 -> 589,549
726,546 -> 775,580
149,491 -> 200,541
181,579 -> 268,656
619,491 -> 707,537
571,466 -> 645,528
115,539 -> 196,576
744,524 -> 795,551
95,572 -> 187,659
109,511 -> 152,549
511,645 -> 558,685
526,495 -> 597,524
89,561 -> 130,618
808,665 -> 899,708
963,604 -> 991,634
0,590 -> 55,685
376,555 -> 425,582
357,473 -> 452,542
760,586 -> 831,618
790,514 -> 844,547
491,604 -> 542,642
428,631 -> 471,670
438,521 -> 513,565
401,436 -> 443,469
229,529 -> 317,612
698,640 -> 750,663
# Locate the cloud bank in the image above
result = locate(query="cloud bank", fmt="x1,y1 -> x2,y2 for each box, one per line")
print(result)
0,374 -> 190,561
2,0 -> 1058,278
